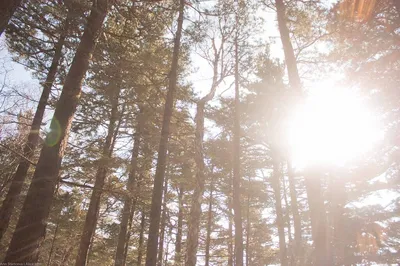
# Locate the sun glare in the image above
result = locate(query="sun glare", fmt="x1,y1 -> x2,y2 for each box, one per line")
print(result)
286,83 -> 383,169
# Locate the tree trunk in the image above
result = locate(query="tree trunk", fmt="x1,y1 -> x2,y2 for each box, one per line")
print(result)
122,137 -> 144,266
287,162 -> 302,265
0,9 -> 71,241
163,225 -> 172,265
228,181 -> 234,266
0,0 -> 21,36
157,173 -> 169,266
174,184 -> 184,265
275,0 -> 301,91
46,218 -> 60,266
122,187 -> 139,266
205,173 -> 214,266
185,43 -> 220,266
4,1 -> 108,262
330,175 -> 346,265
272,160 -> 288,266
75,86 -> 120,266
115,108 -> 144,266
47,187 -> 62,266
274,0 -> 331,264
245,176 -> 251,266
137,210 -> 146,266
233,4 -> 244,265
282,173 -> 293,265
184,104 -> 208,266
144,0 -> 184,264
304,172 -> 330,266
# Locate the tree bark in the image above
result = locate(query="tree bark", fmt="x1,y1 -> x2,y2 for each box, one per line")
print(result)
46,218 -> 60,266
304,171 -> 331,266
205,173 -> 214,266
184,100 -> 209,266
275,0 -> 301,91
287,162 -> 302,265
185,39 -> 221,266
330,175 -> 346,265
157,173 -> 169,266
122,187 -> 139,266
174,184 -> 184,265
228,196 -> 234,266
115,108 -> 144,266
233,4 -> 244,265
163,225 -> 172,265
137,210 -> 146,266
0,8 -> 71,241
4,1 -> 108,262
144,0 -> 184,264
245,176 -> 251,266
282,173 -> 293,265
0,0 -> 21,36
272,160 -> 288,266
122,137 -> 143,266
75,86 -> 120,266
274,0 -> 331,264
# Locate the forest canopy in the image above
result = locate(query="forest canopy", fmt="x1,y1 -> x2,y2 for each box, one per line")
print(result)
0,0 -> 399,265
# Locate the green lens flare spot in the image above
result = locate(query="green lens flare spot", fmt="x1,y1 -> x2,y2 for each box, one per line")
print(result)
45,118 -> 62,147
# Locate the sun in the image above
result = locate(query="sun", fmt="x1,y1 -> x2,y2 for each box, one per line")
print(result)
285,83 -> 383,169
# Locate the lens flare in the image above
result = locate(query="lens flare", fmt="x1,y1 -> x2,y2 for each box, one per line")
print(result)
286,85 -> 383,169
45,118 -> 62,147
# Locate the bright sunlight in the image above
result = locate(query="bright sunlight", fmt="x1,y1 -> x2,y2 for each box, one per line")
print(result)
286,82 -> 384,169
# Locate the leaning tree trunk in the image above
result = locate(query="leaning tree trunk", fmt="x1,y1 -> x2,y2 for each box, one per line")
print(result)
114,108 -> 144,266
0,7 -> 71,241
233,4 -> 244,265
144,0 -> 184,264
0,0 -> 21,36
174,184 -> 184,265
75,86 -> 121,266
287,161 -> 303,265
4,1 -> 108,262
272,160 -> 288,266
